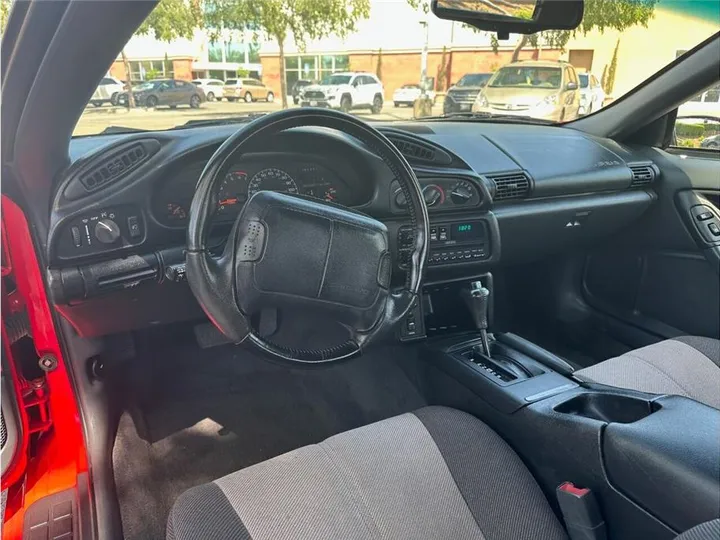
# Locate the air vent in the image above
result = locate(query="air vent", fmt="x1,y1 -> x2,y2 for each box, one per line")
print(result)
64,139 -> 161,200
1,410 -> 6,450
389,137 -> 436,162
628,164 -> 656,187
79,143 -> 148,191
487,172 -> 531,201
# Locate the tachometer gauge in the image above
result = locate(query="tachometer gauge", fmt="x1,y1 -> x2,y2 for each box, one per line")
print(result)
323,186 -> 338,202
248,168 -> 298,197
217,170 -> 249,213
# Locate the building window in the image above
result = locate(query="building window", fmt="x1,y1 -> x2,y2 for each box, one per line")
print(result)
129,60 -> 174,82
209,42 -> 223,63
208,40 -> 261,64
283,54 -> 349,90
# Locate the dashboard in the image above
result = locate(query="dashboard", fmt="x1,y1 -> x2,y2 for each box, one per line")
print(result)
49,121 -> 660,337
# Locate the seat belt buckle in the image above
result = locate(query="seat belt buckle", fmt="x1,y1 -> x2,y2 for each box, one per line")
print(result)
556,482 -> 607,540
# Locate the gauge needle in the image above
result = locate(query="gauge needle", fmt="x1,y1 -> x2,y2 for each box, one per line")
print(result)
219,198 -> 238,206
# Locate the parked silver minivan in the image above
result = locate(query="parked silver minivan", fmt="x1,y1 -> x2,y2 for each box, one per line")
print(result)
473,60 -> 581,122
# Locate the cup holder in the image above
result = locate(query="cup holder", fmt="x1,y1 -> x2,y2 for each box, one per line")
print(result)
554,393 -> 658,423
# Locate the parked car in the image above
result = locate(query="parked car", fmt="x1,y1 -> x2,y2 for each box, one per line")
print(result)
678,84 -> 720,117
291,80 -> 314,105
116,79 -> 205,108
701,134 -> 720,148
191,78 -> 225,102
393,84 -> 436,107
90,76 -> 125,107
472,60 -> 581,122
578,73 -> 605,115
443,73 -> 492,114
301,72 -> 384,114
224,78 -> 274,103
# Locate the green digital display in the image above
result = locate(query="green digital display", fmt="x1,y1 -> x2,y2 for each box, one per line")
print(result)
457,224 -> 473,232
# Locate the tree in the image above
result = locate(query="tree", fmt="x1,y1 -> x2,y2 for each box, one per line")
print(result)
1,0 -> 11,35
508,0 -> 658,61
122,0 -> 203,107
206,0 -> 371,109
604,39 -> 620,95
407,0 -> 658,65
376,48 -> 383,81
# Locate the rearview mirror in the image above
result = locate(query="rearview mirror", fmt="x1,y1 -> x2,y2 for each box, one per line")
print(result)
566,82 -> 578,91
432,0 -> 583,37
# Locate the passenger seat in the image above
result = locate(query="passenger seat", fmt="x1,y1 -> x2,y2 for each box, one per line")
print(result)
574,336 -> 720,409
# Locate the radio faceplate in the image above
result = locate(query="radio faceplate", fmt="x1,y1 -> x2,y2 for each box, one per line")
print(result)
398,220 -> 490,267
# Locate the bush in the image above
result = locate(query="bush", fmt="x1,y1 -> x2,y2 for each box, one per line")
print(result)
676,123 -> 706,139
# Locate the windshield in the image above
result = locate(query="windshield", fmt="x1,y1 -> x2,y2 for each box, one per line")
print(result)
456,74 -> 491,87
321,75 -> 352,85
68,0 -> 719,135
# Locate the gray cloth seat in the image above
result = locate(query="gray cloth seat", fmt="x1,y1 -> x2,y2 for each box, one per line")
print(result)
575,336 -> 720,409
167,406 -> 568,540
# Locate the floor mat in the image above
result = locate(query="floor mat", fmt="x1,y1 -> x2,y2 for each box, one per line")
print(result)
112,339 -> 426,540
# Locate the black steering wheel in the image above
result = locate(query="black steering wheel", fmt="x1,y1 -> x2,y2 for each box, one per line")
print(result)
186,108 -> 428,364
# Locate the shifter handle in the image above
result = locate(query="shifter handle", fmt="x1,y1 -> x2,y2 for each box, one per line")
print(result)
468,281 -> 490,330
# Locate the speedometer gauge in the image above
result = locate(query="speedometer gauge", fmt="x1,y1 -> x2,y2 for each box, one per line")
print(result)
248,168 -> 298,197
217,170 -> 249,214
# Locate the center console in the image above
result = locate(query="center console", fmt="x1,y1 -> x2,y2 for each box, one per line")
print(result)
415,272 -> 720,539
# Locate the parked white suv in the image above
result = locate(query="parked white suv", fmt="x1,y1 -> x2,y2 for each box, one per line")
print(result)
90,76 -> 125,107
301,72 -> 384,114
192,78 -> 225,102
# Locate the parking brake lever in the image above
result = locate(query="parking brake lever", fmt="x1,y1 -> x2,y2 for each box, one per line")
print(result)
464,280 -> 491,357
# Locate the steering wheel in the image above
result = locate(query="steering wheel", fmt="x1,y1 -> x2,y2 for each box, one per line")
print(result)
186,108 -> 428,364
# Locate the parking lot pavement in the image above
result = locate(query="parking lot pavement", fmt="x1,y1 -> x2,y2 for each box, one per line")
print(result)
73,100 -> 445,136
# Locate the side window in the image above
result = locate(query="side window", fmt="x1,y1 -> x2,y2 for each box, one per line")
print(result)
566,68 -> 578,85
175,81 -> 187,88
351,76 -> 360,86
672,112 -> 720,153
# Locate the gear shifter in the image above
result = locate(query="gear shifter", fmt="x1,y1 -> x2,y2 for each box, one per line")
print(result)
464,280 -> 491,357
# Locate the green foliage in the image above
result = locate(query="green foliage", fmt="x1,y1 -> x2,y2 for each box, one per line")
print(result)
205,0 -> 371,108
137,0 -> 203,42
605,39 -> 619,94
237,68 -> 250,77
145,68 -> 161,80
601,64 -> 608,92
1,0 -> 11,35
676,123 -> 707,139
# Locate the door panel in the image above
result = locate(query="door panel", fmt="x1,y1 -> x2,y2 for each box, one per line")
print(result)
583,149 -> 720,342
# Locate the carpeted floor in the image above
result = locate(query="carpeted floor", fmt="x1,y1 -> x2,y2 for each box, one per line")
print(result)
112,333 -> 426,540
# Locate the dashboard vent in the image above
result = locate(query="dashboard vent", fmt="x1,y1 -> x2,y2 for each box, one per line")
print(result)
487,172 -> 531,201
628,164 -> 656,187
78,141 -> 157,192
389,137 -> 436,162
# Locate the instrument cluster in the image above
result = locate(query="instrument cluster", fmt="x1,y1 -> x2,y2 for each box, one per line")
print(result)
153,157 -> 355,227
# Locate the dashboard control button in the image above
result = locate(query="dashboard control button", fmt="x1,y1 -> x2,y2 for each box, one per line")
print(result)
709,223 -> 720,236
94,219 -> 121,244
450,181 -> 474,205
71,226 -> 82,247
430,227 -> 438,241
439,226 -> 448,241
394,189 -> 407,208
127,216 -> 141,238
696,211 -> 713,221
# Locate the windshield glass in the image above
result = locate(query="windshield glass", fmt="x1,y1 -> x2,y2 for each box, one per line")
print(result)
68,0 -> 719,135
321,75 -> 352,85
456,74 -> 491,87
